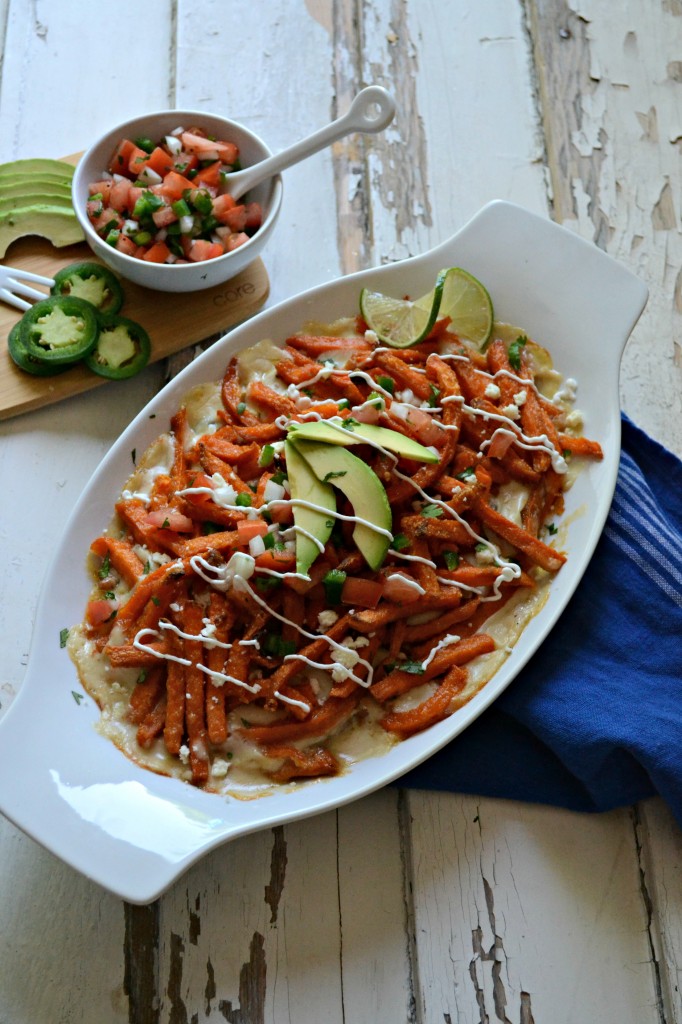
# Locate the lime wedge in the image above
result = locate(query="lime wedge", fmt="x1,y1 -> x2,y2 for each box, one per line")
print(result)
438,267 -> 493,348
359,279 -> 442,348
359,266 -> 493,350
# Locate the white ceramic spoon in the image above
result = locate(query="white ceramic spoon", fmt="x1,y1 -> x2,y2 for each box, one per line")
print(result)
223,86 -> 396,200
0,202 -> 647,903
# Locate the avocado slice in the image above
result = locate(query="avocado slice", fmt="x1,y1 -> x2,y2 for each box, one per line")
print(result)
0,180 -> 72,202
0,192 -> 74,214
284,439 -> 337,576
288,418 -> 439,463
292,440 -> 392,570
0,158 -> 75,182
0,204 -> 83,257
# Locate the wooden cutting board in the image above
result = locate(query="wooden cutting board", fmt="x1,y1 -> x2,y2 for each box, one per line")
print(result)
0,237 -> 269,420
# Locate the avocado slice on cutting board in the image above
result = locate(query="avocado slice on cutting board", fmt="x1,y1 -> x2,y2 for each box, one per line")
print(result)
0,157 -> 75,182
0,180 -> 73,202
284,439 -> 337,576
288,418 -> 439,463
292,439 -> 392,571
0,191 -> 74,214
0,204 -> 84,257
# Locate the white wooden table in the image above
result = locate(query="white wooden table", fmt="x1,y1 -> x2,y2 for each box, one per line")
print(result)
1,2 -> 681,1021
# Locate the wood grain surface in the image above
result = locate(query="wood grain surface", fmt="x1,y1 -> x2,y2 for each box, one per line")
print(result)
0,237 -> 269,419
0,2 -> 681,1023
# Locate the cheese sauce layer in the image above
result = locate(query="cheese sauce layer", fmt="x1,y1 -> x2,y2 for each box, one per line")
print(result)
69,311 -> 600,797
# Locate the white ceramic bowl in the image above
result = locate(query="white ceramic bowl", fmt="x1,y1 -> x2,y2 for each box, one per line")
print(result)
0,203 -> 648,902
72,109 -> 283,292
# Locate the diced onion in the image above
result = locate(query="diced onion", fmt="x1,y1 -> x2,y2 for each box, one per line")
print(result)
165,134 -> 182,154
264,479 -> 286,502
249,535 -> 266,557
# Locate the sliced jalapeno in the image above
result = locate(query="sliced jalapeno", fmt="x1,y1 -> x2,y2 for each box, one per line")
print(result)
85,313 -> 151,379
19,295 -> 99,365
51,261 -> 124,314
7,320 -> 69,377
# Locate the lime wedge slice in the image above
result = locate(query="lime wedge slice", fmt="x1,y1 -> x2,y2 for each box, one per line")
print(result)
359,279 -> 443,348
359,266 -> 493,350
438,267 -> 494,348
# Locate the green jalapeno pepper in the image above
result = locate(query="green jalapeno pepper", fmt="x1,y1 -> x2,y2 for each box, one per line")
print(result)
51,261 -> 124,314
85,313 -> 151,379
7,320 -> 70,377
19,295 -> 99,365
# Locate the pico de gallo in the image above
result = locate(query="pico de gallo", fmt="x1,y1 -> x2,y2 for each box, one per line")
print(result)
85,126 -> 263,265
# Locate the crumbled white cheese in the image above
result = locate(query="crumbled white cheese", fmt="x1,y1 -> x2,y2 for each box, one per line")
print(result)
513,389 -> 527,407
330,635 -> 370,682
565,409 -> 584,430
364,329 -> 379,343
211,758 -> 230,778
484,382 -> 501,400
475,545 -> 497,566
501,404 -> 520,420
318,609 -> 339,630
178,744 -> 190,764
133,545 -> 171,569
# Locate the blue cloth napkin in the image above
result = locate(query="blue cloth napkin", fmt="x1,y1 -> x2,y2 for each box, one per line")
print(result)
401,415 -> 682,823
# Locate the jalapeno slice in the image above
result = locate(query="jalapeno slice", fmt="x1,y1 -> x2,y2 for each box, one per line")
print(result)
7,320 -> 70,377
19,295 -> 99,365
51,261 -> 124,314
85,313 -> 151,379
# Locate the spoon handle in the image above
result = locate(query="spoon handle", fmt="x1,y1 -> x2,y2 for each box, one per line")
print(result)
226,86 -> 396,201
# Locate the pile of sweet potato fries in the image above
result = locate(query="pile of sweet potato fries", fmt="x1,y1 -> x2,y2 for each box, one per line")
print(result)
83,319 -> 602,787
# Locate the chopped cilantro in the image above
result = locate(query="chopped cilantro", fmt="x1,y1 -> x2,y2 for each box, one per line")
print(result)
391,533 -> 410,551
137,670 -> 148,683
236,401 -> 247,416
202,521 -> 223,535
131,448 -> 137,465
455,466 -> 475,481
71,691 -> 85,705
324,470 -> 347,482
546,522 -> 558,535
508,335 -> 528,371
98,553 -> 111,579
421,503 -> 444,518
161,517 -> 170,528
428,384 -> 440,408
59,627 -> 69,649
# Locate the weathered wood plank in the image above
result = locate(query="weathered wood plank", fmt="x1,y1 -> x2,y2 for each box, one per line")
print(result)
407,794 -> 662,1024
0,2 -> 174,1021
528,0 -> 682,451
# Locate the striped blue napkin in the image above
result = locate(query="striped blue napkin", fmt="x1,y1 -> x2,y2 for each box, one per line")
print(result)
402,415 -> 682,822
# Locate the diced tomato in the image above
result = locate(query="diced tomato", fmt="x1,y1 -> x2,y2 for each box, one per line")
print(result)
127,145 -> 150,178
89,207 -> 123,234
88,179 -> 113,202
181,132 -> 239,164
146,146 -> 174,177
222,205 -> 247,232
224,231 -> 249,252
390,405 -> 443,447
143,508 -> 194,532
109,178 -> 132,213
341,577 -> 384,609
269,502 -> 293,525
381,572 -> 423,604
107,138 -> 136,177
115,234 -> 137,256
171,152 -> 197,176
487,430 -> 515,460
86,598 -> 119,626
244,202 -> 262,230
237,519 -> 269,544
142,240 -> 172,263
157,170 -> 196,201
128,185 -> 144,210
182,472 -> 214,506
188,239 -> 224,262
194,160 -> 222,189
211,193 -> 236,222
255,549 -> 296,573
152,204 -> 178,228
